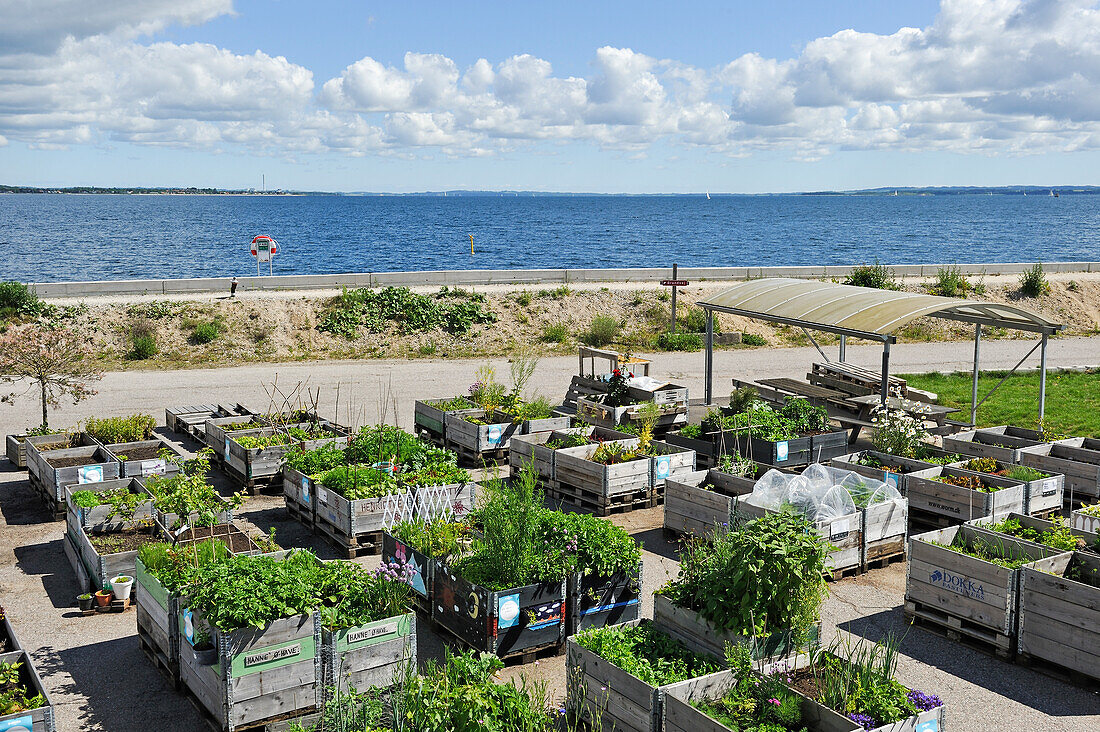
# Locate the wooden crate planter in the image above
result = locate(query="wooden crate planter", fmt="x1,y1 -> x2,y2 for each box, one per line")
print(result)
105,438 -> 185,479
568,561 -> 642,635
905,524 -> 1067,656
663,666 -> 864,732
966,512 -> 1098,555
63,516 -> 158,593
135,555 -> 183,685
861,494 -> 909,571
0,649 -> 57,732
442,409 -> 570,462
65,477 -> 154,532
731,495 -> 862,577
904,466 -> 1025,523
413,398 -> 481,446
1017,551 -> 1100,682
551,439 -> 652,515
313,483 -> 413,558
649,441 -> 696,494
1018,439 -> 1100,504
6,430 -> 68,469
178,607 -> 321,732
430,561 -> 566,658
731,428 -> 848,468
942,425 -> 1049,463
320,612 -> 415,693
381,533 -> 436,615
944,458 -> 1064,515
653,593 -> 819,663
28,439 -> 119,515
282,465 -> 316,528
218,423 -> 348,488
576,394 -> 688,432
1072,507 -> 1100,534
827,451 -> 942,494
663,469 -> 754,538
0,606 -> 20,654
202,415 -> 266,449
509,426 -> 635,483
165,403 -> 253,440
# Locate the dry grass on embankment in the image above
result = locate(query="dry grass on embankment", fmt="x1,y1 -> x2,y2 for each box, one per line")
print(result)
21,270 -> 1100,371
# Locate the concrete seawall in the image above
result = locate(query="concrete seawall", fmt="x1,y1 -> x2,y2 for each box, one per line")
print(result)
29,261 -> 1100,297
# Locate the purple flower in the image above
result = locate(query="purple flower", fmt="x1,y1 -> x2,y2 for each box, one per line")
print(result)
847,712 -> 877,730
907,690 -> 942,712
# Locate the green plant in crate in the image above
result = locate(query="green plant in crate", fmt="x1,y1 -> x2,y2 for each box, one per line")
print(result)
573,622 -> 720,687
692,643 -> 803,730
144,449 -> 244,529
83,413 -> 156,443
664,511 -> 829,640
984,516 -> 1081,552
869,404 -> 929,458
70,490 -> 101,509
0,658 -> 46,716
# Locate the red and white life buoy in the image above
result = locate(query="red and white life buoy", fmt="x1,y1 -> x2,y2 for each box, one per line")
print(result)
250,235 -> 277,256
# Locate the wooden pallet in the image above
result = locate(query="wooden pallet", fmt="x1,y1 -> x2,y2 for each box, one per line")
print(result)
284,501 -> 312,528
445,440 -> 507,468
547,479 -> 655,517
27,472 -> 64,520
415,426 -> 445,448
1016,651 -> 1099,690
314,521 -> 384,559
218,462 -> 281,494
904,599 -> 1013,660
908,507 -> 962,533
138,625 -> 178,688
827,565 -> 863,582
864,552 -> 906,572
427,617 -> 565,666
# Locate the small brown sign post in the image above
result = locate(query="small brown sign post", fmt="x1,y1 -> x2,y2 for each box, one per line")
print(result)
661,263 -> 689,333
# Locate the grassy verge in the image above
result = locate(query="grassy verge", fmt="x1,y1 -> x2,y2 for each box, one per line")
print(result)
900,369 -> 1100,438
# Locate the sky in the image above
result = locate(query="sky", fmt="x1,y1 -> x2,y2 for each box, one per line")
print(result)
1,0 -> 1100,193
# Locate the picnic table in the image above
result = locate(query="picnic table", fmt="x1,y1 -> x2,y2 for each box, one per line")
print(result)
809,361 -> 907,398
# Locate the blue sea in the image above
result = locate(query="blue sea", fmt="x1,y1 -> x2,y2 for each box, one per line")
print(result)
0,193 -> 1096,282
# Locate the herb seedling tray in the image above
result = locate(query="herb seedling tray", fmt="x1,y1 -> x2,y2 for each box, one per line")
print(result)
904,466 -> 1025,521
104,438 -> 185,479
0,649 -> 57,732
1018,438 -> 1100,504
430,561 -> 566,658
1017,550 -> 1100,683
653,593 -> 820,664
178,605 -> 322,732
942,425 -> 1050,463
320,612 -> 415,695
905,524 -> 1069,654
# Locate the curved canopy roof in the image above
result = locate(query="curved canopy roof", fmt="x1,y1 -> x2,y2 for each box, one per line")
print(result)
698,278 -> 1063,341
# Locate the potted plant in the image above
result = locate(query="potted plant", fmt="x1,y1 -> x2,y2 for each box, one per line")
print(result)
110,575 -> 134,602
94,589 -> 112,607
192,627 -> 218,665
77,593 -> 94,612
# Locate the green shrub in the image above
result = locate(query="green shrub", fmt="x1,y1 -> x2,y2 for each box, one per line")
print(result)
540,323 -> 569,343
655,331 -> 702,351
678,307 -> 708,332
741,332 -> 767,346
1019,262 -> 1050,297
582,315 -> 620,347
514,290 -> 532,306
845,261 -> 899,290
84,414 -> 156,443
930,265 -> 972,297
537,285 -> 571,299
191,321 -> 221,344
0,281 -> 43,319
318,286 -> 496,339
129,332 -> 158,360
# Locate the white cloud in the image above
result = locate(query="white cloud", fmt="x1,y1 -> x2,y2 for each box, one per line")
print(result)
3,0 -> 1100,160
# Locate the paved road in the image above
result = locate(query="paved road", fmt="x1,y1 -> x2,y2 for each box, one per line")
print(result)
4,336 -> 1098,431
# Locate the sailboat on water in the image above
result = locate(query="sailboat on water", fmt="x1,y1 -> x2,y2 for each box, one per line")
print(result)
706,190 -> 711,200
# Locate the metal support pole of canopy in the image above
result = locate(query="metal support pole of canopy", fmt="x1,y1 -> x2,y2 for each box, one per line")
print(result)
839,335 -> 846,363
1039,333 -> 1048,420
880,341 -> 891,405
705,310 -> 714,405
971,324 -> 981,426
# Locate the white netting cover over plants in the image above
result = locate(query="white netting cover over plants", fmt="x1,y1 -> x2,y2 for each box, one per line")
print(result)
745,463 -> 899,521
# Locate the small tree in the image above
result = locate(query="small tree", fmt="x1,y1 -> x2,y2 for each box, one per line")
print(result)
0,324 -> 102,429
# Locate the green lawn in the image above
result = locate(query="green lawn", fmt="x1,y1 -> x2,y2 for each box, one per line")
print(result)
900,370 -> 1100,439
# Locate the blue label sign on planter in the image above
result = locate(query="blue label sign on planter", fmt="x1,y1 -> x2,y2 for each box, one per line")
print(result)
776,441 -> 789,462
78,464 -> 104,484
916,720 -> 939,732
497,593 -> 520,629
487,425 -> 503,445
655,455 -> 671,480
0,715 -> 33,732
224,437 -> 231,461
182,607 -> 196,645
884,471 -> 900,490
301,477 -> 311,505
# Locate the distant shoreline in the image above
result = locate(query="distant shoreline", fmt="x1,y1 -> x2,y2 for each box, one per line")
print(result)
2,185 -> 1098,197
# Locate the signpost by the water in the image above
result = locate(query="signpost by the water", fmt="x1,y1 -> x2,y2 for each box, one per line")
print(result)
661,263 -> 689,333
250,235 -> 278,275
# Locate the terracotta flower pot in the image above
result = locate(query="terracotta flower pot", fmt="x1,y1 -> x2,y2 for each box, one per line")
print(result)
94,590 -> 113,607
